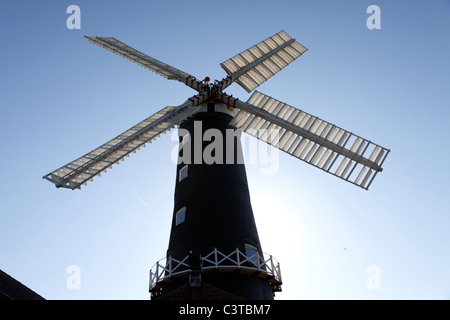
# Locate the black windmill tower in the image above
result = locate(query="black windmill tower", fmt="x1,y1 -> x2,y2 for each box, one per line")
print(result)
43,31 -> 390,300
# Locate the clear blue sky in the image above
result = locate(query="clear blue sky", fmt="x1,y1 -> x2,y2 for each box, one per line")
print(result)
1,0 -> 449,300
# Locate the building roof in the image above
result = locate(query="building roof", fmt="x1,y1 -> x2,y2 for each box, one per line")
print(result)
0,269 -> 44,300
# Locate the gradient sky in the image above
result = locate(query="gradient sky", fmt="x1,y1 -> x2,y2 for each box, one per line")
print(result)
1,0 -> 449,300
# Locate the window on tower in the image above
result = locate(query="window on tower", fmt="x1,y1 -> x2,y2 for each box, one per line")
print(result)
245,244 -> 259,265
180,132 -> 190,146
179,165 -> 188,182
175,207 -> 186,226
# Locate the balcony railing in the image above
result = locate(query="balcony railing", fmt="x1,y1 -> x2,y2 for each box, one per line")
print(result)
149,247 -> 282,297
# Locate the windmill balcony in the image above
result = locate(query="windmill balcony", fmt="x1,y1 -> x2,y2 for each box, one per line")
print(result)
149,247 -> 282,298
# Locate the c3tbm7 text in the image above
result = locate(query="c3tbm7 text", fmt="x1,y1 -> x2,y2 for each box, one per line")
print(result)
179,304 -> 271,316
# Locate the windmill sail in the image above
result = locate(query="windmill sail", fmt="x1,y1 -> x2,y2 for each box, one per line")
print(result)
230,91 -> 389,190
85,37 -> 205,91
45,31 -> 389,191
220,30 -> 307,92
43,102 -> 201,190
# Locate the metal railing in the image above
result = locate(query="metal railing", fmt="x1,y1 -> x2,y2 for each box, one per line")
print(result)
149,247 -> 282,293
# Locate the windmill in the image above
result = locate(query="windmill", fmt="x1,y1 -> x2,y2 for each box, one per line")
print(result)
43,31 -> 390,300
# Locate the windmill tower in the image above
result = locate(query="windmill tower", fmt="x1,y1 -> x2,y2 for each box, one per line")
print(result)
43,31 -> 390,300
